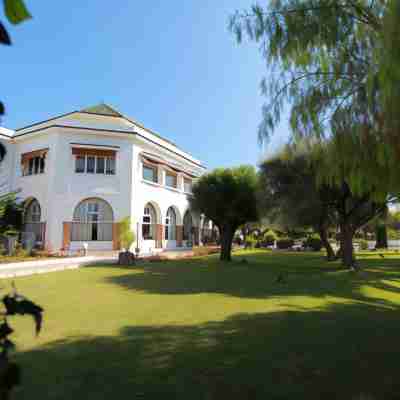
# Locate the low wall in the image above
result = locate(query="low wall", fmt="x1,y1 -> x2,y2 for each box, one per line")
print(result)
366,240 -> 400,249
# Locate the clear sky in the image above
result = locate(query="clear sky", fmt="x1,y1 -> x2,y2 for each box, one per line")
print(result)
1,0 -> 289,169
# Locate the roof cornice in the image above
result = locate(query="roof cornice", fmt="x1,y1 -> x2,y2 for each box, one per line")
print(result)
13,124 -> 206,169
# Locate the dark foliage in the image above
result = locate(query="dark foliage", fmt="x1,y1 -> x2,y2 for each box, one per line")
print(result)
0,283 -> 43,399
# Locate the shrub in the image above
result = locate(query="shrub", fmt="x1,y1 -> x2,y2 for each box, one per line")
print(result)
119,217 -> 136,251
15,242 -> 30,258
303,234 -> 323,251
276,238 -> 294,249
387,228 -> 400,240
244,236 -> 257,249
359,239 -> 369,251
263,230 -> 277,246
234,235 -> 242,245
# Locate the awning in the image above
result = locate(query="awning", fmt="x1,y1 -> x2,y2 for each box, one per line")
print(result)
72,147 -> 116,157
140,152 -> 196,178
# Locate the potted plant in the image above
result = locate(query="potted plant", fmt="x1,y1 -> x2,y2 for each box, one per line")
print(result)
118,217 -> 136,265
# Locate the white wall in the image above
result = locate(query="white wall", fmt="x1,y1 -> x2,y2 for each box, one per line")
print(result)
131,141 -> 200,254
0,138 -> 15,196
6,111 -> 204,252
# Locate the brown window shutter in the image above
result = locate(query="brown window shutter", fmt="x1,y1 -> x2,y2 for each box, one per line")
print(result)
71,148 -> 116,157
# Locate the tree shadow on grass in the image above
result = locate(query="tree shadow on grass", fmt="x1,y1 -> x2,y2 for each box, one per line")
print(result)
98,252 -> 400,302
14,301 -> 400,400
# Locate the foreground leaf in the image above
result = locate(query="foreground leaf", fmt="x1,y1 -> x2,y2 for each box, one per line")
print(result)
4,0 -> 31,25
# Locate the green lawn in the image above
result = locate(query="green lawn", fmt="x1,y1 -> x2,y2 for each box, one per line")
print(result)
5,250 -> 400,399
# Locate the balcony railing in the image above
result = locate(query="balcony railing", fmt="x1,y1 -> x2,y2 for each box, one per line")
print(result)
70,222 -> 113,242
22,222 -> 46,249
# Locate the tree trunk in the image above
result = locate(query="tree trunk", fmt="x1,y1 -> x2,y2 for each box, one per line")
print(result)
220,226 -> 234,262
340,223 -> 355,269
375,223 -> 388,249
318,227 -> 335,261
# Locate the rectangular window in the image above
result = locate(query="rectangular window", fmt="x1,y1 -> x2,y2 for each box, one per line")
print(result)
74,154 -> 116,175
106,157 -> 116,175
96,157 -> 105,174
166,172 -> 177,188
75,156 -> 85,173
184,178 -> 192,193
143,165 -> 157,183
87,156 -> 95,174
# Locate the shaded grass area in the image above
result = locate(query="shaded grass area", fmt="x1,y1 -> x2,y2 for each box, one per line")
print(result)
4,250 -> 400,399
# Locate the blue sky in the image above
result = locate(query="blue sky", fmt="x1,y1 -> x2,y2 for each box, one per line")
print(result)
1,1 -> 289,169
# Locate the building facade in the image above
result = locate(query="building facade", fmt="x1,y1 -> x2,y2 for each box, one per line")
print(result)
0,104 -> 207,254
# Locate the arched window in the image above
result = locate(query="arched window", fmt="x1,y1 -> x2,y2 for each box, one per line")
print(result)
165,207 -> 176,240
25,199 -> 41,223
72,198 -> 113,241
183,211 -> 193,241
142,203 -> 156,240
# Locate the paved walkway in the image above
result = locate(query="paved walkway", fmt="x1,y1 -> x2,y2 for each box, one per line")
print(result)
0,253 -> 118,279
0,249 -> 195,279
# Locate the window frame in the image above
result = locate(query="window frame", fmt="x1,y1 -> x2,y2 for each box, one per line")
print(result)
184,178 -> 193,193
74,154 -> 117,175
165,171 -> 177,189
23,156 -> 46,177
142,163 -> 158,183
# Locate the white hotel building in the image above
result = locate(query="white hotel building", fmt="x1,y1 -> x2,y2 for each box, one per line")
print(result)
0,104 -> 209,254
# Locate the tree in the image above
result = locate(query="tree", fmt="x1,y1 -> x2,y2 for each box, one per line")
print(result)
0,0 -> 32,161
259,145 -> 337,260
229,1 -> 400,194
260,141 -> 390,268
190,166 -> 258,261
0,193 -> 22,234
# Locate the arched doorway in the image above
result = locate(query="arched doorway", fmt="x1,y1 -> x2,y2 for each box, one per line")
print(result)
25,199 -> 41,223
165,207 -> 177,240
23,198 -> 45,247
142,203 -> 157,240
72,198 -> 113,241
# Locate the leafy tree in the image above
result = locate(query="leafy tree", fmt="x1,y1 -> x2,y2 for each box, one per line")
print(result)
260,142 -> 390,267
0,194 -> 22,234
190,166 -> 258,261
0,0 -> 31,160
229,1 -> 400,194
259,144 -> 337,260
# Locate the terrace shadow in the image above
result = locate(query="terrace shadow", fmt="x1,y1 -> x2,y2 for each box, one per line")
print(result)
14,300 -> 400,400
100,251 -> 400,302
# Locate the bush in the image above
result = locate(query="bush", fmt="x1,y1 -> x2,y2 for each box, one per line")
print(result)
15,242 -> 30,258
359,239 -> 369,250
263,230 -> 277,246
387,228 -> 400,240
119,217 -> 136,251
303,234 -> 323,251
244,236 -> 257,249
276,238 -> 294,249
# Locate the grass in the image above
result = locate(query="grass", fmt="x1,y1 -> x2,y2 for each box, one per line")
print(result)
4,250 -> 400,399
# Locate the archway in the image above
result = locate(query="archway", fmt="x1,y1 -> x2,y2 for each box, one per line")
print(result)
23,198 -> 45,247
142,202 -> 158,240
24,198 -> 41,223
72,198 -> 113,241
165,206 -> 177,240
